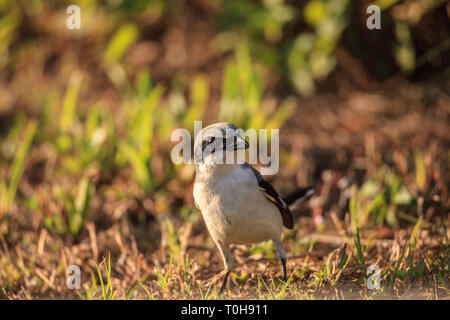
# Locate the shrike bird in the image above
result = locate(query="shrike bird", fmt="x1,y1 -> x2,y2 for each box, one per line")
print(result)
193,123 -> 314,293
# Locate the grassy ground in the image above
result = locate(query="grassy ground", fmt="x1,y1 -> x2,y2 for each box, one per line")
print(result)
0,1 -> 449,299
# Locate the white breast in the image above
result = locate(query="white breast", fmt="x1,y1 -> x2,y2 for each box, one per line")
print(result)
193,165 -> 283,245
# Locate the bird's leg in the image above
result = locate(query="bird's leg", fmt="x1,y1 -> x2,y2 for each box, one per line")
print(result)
274,240 -> 287,282
220,270 -> 231,293
215,242 -> 233,293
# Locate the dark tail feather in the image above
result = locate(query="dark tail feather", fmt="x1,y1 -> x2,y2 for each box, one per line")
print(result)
283,187 -> 315,207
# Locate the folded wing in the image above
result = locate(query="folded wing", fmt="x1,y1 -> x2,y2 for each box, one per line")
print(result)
244,164 -> 294,229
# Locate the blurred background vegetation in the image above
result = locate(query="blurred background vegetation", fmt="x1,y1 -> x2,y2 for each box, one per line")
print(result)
0,0 -> 448,299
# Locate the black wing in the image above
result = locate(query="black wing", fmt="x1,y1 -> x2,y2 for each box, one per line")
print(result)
244,164 -> 294,229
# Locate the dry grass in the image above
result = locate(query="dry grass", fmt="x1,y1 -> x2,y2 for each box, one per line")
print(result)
1,79 -> 448,300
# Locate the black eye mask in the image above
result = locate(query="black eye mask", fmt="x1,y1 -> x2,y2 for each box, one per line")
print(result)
201,136 -> 235,155
201,137 -> 216,153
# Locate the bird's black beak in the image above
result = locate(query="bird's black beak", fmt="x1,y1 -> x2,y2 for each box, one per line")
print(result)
233,135 -> 249,151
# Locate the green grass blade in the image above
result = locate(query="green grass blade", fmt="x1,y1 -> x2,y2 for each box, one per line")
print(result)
60,73 -> 82,132
4,120 -> 37,213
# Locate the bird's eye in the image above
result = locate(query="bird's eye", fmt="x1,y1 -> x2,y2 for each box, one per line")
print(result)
201,136 -> 217,153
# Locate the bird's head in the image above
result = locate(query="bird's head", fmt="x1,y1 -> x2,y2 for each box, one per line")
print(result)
194,122 -> 249,166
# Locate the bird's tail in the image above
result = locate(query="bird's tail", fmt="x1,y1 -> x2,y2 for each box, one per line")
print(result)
282,187 -> 315,208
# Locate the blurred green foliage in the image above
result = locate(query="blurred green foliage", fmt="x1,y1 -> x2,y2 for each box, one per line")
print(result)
216,0 -> 447,95
349,164 -> 416,233
0,0 -> 447,237
0,120 -> 37,215
288,0 -> 350,96
220,43 -> 294,130
116,77 -> 164,190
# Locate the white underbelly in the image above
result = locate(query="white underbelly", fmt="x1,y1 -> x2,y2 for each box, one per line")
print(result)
194,171 -> 283,245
